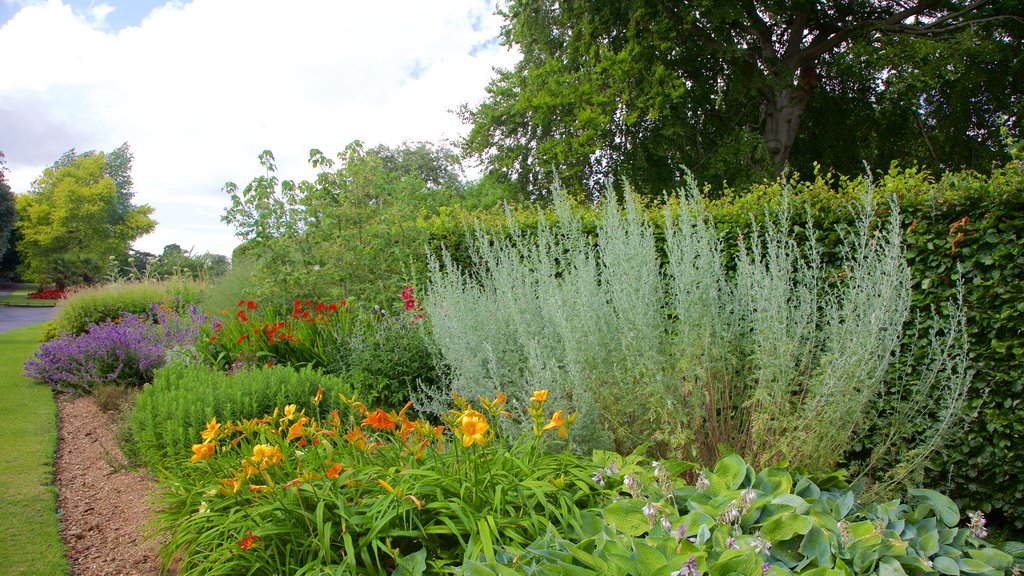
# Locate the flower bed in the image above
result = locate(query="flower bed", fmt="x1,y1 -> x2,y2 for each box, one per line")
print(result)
27,288 -> 65,300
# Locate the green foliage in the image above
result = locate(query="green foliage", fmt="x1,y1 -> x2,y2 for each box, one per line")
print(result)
15,151 -> 156,287
123,363 -> 351,472
423,181 -> 971,488
462,1 -> 1021,197
146,244 -> 229,281
197,255 -> 258,315
0,152 -> 16,265
322,307 -> 442,411
46,279 -> 203,338
467,454 -> 1010,576
221,142 -> 463,307
197,297 -> 351,372
150,391 -> 603,574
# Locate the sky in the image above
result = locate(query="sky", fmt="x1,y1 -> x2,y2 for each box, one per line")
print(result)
0,0 -> 519,257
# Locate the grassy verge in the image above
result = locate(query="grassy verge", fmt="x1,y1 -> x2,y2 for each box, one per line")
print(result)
0,323 -> 68,575
0,292 -> 58,307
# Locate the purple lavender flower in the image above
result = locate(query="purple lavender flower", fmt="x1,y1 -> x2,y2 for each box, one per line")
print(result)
24,304 -> 207,393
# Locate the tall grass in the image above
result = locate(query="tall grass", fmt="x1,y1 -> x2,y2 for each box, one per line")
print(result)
47,278 -> 204,337
423,179 -> 972,486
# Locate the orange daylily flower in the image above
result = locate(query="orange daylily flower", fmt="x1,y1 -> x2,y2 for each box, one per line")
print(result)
542,410 -> 568,438
344,426 -> 366,448
287,417 -> 308,442
235,529 -> 257,552
363,408 -> 396,430
312,386 -> 323,405
325,463 -> 343,479
248,484 -> 271,493
219,476 -> 242,494
190,441 -> 216,463
200,417 -> 220,441
530,390 -> 549,403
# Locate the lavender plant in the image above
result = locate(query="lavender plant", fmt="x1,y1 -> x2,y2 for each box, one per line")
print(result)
24,303 -> 207,393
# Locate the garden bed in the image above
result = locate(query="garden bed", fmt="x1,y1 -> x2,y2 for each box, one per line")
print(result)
55,395 -> 164,575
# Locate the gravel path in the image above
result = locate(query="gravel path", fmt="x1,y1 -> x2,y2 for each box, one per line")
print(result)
56,396 -> 165,575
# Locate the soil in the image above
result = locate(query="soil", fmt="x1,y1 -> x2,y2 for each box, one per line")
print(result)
55,395 -> 166,575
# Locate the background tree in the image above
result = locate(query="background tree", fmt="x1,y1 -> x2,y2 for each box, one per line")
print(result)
462,0 -> 1023,196
0,152 -> 16,265
16,152 -> 156,288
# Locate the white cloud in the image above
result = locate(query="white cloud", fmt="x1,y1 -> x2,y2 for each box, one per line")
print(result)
0,0 -> 519,256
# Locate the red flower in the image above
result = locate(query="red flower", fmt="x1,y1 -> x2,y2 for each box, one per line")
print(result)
315,302 -> 326,312
340,299 -> 347,307
328,303 -> 338,311
235,529 -> 257,552
238,299 -> 245,307
237,310 -> 249,322
237,334 -> 247,343
404,299 -> 416,311
246,300 -> 257,310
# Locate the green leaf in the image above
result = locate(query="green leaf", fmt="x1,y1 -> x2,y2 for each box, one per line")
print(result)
602,499 -> 650,537
393,547 -> 427,576
633,541 -> 667,576
800,527 -> 833,567
879,557 -> 908,576
771,494 -> 810,514
908,489 -> 961,527
710,549 -> 761,576
755,468 -> 793,496
759,511 -> 814,542
713,454 -> 748,489
917,530 -> 940,557
966,548 -> 1013,571
957,557 -> 1002,576
933,556 -> 961,575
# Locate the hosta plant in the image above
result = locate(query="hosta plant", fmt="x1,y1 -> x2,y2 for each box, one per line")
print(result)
154,389 -> 606,575
465,453 -> 1013,576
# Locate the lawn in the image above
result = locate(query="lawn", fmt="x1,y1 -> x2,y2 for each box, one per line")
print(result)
0,284 -> 58,307
0,323 -> 68,575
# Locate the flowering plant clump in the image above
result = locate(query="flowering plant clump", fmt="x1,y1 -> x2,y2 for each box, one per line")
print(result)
155,389 -> 605,574
23,301 -> 207,393
199,298 -> 350,371
465,454 -> 1014,576
27,288 -> 66,300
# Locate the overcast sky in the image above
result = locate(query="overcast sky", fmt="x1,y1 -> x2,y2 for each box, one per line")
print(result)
0,0 -> 519,256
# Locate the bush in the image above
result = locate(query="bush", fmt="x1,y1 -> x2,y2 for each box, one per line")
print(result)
46,279 -> 204,338
23,307 -> 205,393
424,183 -> 971,491
467,453 -> 1012,576
152,390 -> 604,574
322,292 -> 441,410
123,363 -> 352,471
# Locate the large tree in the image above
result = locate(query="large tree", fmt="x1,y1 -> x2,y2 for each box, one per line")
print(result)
463,0 -> 1023,195
0,152 -> 16,264
16,151 -> 156,287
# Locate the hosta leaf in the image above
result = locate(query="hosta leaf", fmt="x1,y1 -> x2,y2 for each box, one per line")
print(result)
917,530 -> 940,556
633,541 -> 667,576
713,454 -> 748,489
957,557 -> 1002,576
933,556 -> 961,575
878,557 -> 908,576
771,494 -> 810,514
966,548 -> 1013,571
800,526 -> 833,567
759,512 -> 813,543
602,500 -> 650,537
709,549 -> 761,576
755,468 -> 793,496
908,488 -> 960,528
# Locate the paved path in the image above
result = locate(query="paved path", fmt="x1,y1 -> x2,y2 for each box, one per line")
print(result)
0,305 -> 57,335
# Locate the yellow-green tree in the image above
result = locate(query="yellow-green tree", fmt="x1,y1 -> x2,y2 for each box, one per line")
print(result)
16,152 -> 156,287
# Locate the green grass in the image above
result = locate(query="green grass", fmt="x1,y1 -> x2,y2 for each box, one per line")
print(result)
0,292 -> 58,307
0,323 -> 68,575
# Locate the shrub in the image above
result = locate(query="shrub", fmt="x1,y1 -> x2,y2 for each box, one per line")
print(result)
23,306 -> 206,393
123,363 -> 351,471
152,390 -> 604,575
423,182 -> 972,491
46,278 -> 203,338
322,288 -> 441,410
466,453 -> 1013,576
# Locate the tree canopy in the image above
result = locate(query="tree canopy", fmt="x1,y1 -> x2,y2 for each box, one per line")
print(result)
0,152 -> 16,265
462,0 -> 1023,196
16,149 -> 156,287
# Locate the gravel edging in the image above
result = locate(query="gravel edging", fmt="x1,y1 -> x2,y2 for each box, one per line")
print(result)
55,396 -> 165,575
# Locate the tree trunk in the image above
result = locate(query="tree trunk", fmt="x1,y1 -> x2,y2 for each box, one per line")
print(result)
762,66 -> 819,173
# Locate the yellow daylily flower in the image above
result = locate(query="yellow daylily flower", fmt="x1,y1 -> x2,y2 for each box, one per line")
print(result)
542,410 -> 569,438
460,409 -> 490,447
283,404 -> 297,421
200,417 -> 220,441
190,441 -> 216,463
530,390 -> 549,403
